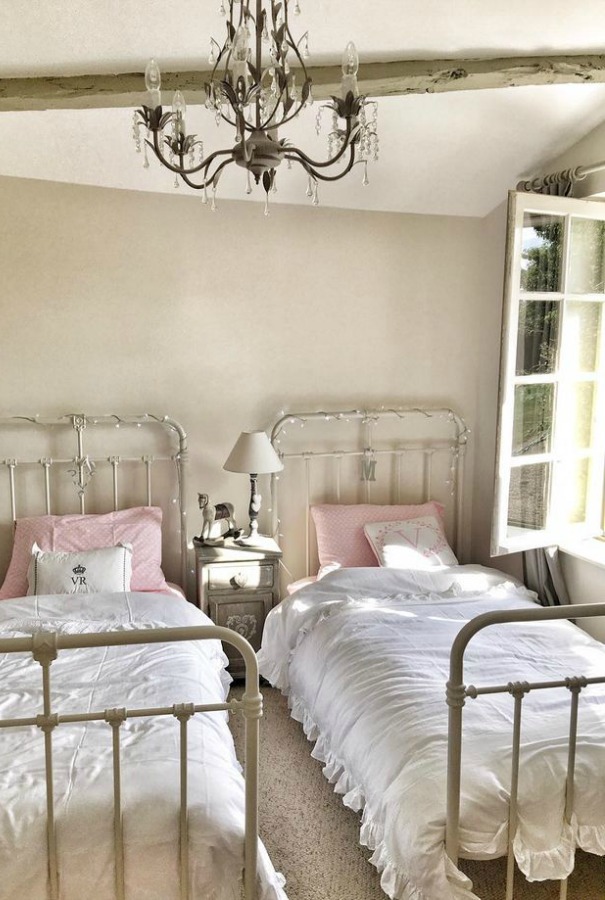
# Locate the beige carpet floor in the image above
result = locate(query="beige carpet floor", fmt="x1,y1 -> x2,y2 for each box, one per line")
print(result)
229,685 -> 605,900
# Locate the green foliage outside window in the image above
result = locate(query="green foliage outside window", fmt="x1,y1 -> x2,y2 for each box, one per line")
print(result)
521,221 -> 562,293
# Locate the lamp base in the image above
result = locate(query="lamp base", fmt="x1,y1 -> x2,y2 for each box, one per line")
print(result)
234,533 -> 281,553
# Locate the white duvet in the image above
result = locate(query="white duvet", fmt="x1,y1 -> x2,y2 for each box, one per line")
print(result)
0,591 -> 287,900
258,565 -> 605,900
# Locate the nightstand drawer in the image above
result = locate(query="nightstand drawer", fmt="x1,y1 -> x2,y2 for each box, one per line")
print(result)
208,563 -> 274,591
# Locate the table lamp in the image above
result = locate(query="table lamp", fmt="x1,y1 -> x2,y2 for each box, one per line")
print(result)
223,431 -> 283,546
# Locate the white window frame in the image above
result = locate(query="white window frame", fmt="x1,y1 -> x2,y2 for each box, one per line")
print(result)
492,190 -> 605,556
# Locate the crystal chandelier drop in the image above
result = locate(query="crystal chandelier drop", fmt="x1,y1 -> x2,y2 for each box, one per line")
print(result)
132,0 -> 378,213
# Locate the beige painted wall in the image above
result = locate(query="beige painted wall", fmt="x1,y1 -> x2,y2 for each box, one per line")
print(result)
0,174 -> 506,580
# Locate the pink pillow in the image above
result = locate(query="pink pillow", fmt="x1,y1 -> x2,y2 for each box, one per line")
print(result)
0,507 -> 168,600
310,502 -> 446,570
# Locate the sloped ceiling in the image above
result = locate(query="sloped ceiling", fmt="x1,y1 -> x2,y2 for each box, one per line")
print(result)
1,0 -> 605,217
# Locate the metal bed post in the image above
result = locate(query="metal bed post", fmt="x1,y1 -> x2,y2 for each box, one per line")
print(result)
32,632 -> 60,900
446,602 -> 605,899
40,458 -> 52,513
304,454 -> 311,578
105,707 -> 127,900
72,415 -> 88,513
7,458 -> 17,521
240,644 -> 262,900
162,416 -> 189,593
453,422 -> 468,562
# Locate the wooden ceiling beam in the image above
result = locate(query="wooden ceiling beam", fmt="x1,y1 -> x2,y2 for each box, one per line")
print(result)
1,53 -> 604,112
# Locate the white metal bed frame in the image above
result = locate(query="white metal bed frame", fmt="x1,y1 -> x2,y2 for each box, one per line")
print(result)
0,412 -> 189,588
270,406 -> 470,575
446,603 -> 605,900
269,403 -> 605,899
0,413 -> 262,900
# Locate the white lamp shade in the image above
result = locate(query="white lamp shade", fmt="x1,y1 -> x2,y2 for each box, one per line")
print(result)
223,431 -> 283,475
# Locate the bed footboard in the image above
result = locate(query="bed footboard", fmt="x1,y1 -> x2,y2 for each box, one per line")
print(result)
446,602 -> 605,900
0,624 -> 261,900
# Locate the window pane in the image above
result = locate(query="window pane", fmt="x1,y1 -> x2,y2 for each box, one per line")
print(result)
512,384 -> 554,456
516,300 -> 560,375
507,463 -> 550,531
558,382 -> 596,451
520,214 -> 563,293
556,458 -> 590,525
562,301 -> 602,372
568,218 -> 605,294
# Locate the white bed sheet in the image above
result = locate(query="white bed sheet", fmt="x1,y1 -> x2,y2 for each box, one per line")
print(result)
0,591 -> 287,900
258,565 -> 605,900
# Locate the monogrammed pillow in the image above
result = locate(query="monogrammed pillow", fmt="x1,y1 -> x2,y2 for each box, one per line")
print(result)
27,543 -> 133,596
0,507 -> 167,600
363,516 -> 458,569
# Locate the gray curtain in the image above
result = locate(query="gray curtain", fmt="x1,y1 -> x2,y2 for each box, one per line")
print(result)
523,546 -> 570,606
541,182 -> 573,197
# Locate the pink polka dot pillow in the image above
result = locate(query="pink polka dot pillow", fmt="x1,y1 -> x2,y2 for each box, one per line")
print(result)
310,502 -> 447,571
364,515 -> 458,569
0,507 -> 168,600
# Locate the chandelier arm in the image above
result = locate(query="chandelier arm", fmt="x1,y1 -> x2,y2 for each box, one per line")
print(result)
260,79 -> 311,130
255,0 -> 262,129
149,131 -> 233,177
258,84 -> 289,131
220,3 -> 242,82
265,94 -> 312,130
255,1 -> 310,133
218,107 -> 239,128
284,119 -> 358,171
177,156 -> 234,190
285,142 -> 357,182
284,17 -> 310,85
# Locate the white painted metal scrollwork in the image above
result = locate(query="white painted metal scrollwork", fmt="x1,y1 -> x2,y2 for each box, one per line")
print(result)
0,413 -> 190,590
269,405 -> 470,575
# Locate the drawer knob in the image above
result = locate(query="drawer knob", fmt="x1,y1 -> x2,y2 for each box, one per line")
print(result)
233,571 -> 249,589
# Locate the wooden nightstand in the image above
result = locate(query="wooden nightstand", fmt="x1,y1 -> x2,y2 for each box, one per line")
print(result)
194,537 -> 282,678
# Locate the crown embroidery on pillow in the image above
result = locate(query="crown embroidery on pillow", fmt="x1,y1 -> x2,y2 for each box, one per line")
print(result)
71,563 -> 87,588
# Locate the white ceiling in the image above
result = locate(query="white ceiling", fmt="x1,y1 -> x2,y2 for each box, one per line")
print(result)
1,1 -> 605,217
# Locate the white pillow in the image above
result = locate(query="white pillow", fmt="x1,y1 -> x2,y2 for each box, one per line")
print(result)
363,516 -> 458,569
27,543 -> 133,596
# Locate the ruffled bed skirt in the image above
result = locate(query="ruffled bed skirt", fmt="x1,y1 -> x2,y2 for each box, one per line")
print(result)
284,689 -> 605,900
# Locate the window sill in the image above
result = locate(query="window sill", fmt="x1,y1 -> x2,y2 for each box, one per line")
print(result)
559,538 -> 605,571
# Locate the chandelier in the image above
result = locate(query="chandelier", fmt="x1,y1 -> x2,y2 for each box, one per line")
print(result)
132,0 -> 378,213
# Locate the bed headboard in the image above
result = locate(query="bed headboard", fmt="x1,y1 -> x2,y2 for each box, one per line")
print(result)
0,413 -> 188,589
269,406 -> 470,583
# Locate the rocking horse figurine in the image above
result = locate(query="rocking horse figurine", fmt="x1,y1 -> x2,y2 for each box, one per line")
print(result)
197,493 -> 242,544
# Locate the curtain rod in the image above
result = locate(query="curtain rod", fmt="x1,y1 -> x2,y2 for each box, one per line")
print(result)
517,159 -> 605,193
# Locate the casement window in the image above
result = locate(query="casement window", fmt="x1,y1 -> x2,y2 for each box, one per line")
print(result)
492,191 -> 605,555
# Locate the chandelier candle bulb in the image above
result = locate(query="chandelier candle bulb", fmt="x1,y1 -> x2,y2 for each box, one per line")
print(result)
172,91 -> 187,135
144,58 -> 162,109
341,41 -> 359,98
232,24 -> 250,87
